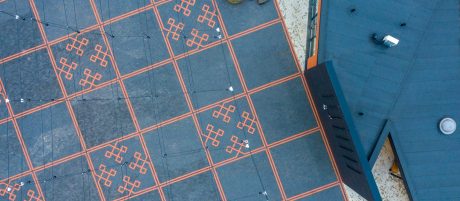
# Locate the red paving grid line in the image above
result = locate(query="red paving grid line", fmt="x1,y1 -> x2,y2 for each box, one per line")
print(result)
272,0 -> 348,200
0,44 -> 47,66
87,112 -> 191,154
215,127 -> 320,168
0,150 -> 85,183
87,1 -> 167,200
0,79 -> 45,201
27,0 -> 106,200
288,181 -> 340,201
172,18 -> 281,61
0,18 -> 280,128
1,72 -> 300,185
211,0 -> 288,199
0,96 -> 67,125
150,3 -> 228,201
115,127 -> 322,201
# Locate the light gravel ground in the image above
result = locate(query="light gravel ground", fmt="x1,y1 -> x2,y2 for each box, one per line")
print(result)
342,140 -> 410,201
371,140 -> 410,201
277,0 -> 308,71
278,1 -> 409,200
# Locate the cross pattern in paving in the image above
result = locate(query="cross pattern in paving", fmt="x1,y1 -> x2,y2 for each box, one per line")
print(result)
0,0 -> 346,200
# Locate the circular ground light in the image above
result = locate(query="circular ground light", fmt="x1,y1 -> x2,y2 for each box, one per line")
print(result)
439,117 -> 456,135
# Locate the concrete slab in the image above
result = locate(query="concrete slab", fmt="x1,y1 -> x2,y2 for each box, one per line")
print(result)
18,102 -> 81,167
71,83 -> 135,148
251,78 -> 317,143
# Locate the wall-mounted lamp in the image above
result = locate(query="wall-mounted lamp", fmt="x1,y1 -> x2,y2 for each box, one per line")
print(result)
383,35 -> 399,47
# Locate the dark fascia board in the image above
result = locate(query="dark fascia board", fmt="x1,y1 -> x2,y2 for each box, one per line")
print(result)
368,119 -> 415,201
369,120 -> 393,166
388,132 -> 415,201
325,61 -> 382,201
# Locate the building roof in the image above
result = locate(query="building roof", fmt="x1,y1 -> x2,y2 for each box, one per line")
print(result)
318,0 -> 460,200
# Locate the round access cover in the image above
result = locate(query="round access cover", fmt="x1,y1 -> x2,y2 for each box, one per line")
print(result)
439,117 -> 456,135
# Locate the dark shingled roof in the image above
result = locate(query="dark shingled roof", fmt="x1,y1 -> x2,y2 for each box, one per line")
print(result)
318,0 -> 460,200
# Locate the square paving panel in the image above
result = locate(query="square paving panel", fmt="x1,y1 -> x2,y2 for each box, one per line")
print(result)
157,0 -> 222,56
124,63 -> 189,129
18,102 -> 82,167
36,156 -> 100,201
51,29 -> 117,95
251,78 -> 317,144
0,122 -> 28,179
90,136 -> 156,200
0,49 -> 62,114
270,132 -> 337,198
143,117 -> 208,183
231,23 -> 298,89
215,0 -> 279,35
34,0 -> 97,41
71,82 -> 135,148
177,43 -> 242,109
93,0 -> 150,22
163,171 -> 220,201
0,1 -> 42,58
104,9 -> 170,76
197,97 -> 263,164
217,151 -> 282,201
0,174 -> 43,201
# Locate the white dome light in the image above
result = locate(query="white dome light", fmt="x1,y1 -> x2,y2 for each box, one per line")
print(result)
439,117 -> 456,135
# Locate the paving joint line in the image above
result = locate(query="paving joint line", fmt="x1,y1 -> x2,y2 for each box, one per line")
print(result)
150,3 -> 228,200
87,1 -> 167,200
27,0 -> 107,200
288,181 -> 340,201
272,0 -> 348,199
0,79 -> 46,201
211,0 -> 288,199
